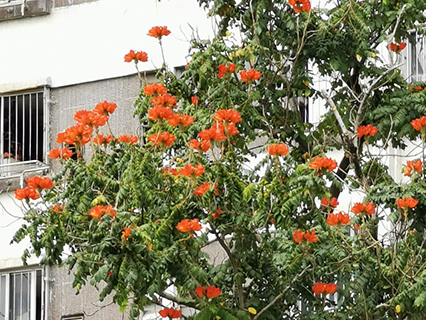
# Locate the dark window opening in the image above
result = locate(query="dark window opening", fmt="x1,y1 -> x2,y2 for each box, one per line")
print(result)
1,92 -> 44,162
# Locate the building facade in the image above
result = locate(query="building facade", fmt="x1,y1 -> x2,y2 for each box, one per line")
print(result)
0,0 -> 213,319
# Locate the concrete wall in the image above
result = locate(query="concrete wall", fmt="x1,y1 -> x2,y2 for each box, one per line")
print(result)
0,0 -> 215,90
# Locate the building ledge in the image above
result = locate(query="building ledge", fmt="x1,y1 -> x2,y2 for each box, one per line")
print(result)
0,160 -> 50,192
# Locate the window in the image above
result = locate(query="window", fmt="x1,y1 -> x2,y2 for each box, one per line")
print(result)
0,269 -> 43,320
401,31 -> 426,82
0,90 -> 49,166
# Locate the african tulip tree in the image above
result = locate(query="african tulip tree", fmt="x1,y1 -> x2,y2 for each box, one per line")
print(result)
13,0 -> 426,319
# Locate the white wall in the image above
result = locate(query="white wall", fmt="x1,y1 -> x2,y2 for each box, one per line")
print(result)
0,192 -> 40,267
0,0 -> 215,89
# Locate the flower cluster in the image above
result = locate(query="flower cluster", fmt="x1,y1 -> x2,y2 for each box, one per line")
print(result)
56,125 -> 93,147
312,282 -> 338,295
151,93 -> 177,108
357,124 -> 378,138
159,307 -> 182,319
218,63 -> 236,78
326,212 -> 350,227
395,197 -> 418,209
93,134 -> 114,145
195,285 -> 222,298
267,143 -> 289,156
164,164 -> 205,177
48,147 -> 74,160
387,42 -> 407,54
293,229 -> 318,243
403,160 -> 422,176
213,109 -> 242,124
321,197 -> 338,208
240,69 -> 262,82
309,157 -> 337,172
148,132 -> 176,147
167,114 -> 195,127
147,26 -> 171,39
117,135 -> 139,144
351,202 -> 375,216
94,101 -> 118,115
288,0 -> 311,13
411,117 -> 426,131
143,83 -> 168,96
15,176 -> 54,201
193,182 -> 219,197
88,205 -> 117,220
176,219 -> 202,232
124,50 -> 148,63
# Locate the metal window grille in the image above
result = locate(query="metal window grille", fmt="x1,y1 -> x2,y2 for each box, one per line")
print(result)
0,270 -> 43,320
0,89 -> 49,166
401,31 -> 426,82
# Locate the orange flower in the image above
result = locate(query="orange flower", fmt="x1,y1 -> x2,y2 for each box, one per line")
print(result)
93,134 -> 114,145
53,204 -> 65,213
195,286 -> 205,298
89,205 -> 117,219
117,135 -> 138,144
321,197 -> 338,208
159,307 -> 182,319
124,50 -> 135,62
63,125 -> 93,146
176,218 -> 202,232
293,229 -> 304,243
396,197 -> 419,209
143,83 -> 168,96
327,212 -> 350,226
14,187 -> 40,201
304,230 -> 318,243
147,26 -> 171,39
212,207 -> 223,219
267,143 -> 289,156
206,286 -> 222,298
167,114 -> 195,127
123,227 -> 131,241
198,126 -> 227,142
288,0 -> 311,13
411,117 -> 426,131
74,110 -> 108,127
193,182 -> 219,197
294,229 -> 318,243
357,124 -> 378,138
93,101 -> 117,115
56,132 -> 66,144
148,106 -> 174,121
309,157 -> 337,172
218,63 -> 237,78
403,160 -> 422,176
213,109 -> 242,123
189,139 -> 211,152
48,147 -> 74,160
387,42 -> 407,54
147,132 -> 176,147
350,202 -> 375,216
26,176 -> 54,190
195,286 -> 221,298
312,282 -> 338,295
151,94 -> 177,108
177,164 -> 205,177
191,96 -> 199,105
240,69 -> 262,82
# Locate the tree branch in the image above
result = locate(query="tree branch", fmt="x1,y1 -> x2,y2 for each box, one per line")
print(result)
253,267 -> 309,320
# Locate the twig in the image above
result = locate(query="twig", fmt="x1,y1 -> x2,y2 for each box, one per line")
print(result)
253,267 -> 308,320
